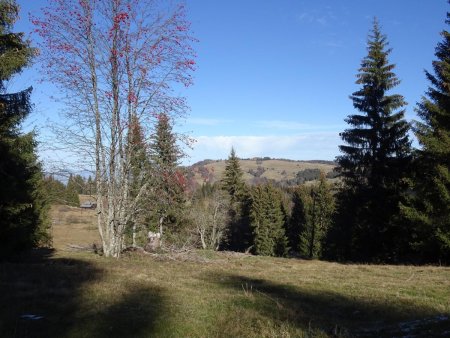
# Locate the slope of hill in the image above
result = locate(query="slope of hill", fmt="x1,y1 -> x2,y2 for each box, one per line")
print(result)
188,158 -> 337,187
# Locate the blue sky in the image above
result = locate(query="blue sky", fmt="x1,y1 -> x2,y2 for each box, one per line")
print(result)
13,0 -> 449,165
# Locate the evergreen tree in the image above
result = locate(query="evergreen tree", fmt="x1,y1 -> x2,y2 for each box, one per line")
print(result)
250,184 -> 288,257
333,19 -> 412,262
401,9 -> 450,263
86,176 -> 96,195
299,174 -> 335,259
43,175 -> 67,204
0,0 -> 50,256
72,174 -> 86,194
221,147 -> 245,203
221,148 -> 251,251
128,115 -> 150,246
288,187 -> 306,252
149,113 -> 186,237
66,174 -> 80,207
250,185 -> 271,255
129,115 -> 148,197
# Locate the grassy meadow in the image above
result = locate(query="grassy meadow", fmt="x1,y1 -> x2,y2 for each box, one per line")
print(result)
1,204 -> 449,337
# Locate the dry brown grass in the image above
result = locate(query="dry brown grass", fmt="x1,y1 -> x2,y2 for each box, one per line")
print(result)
79,194 -> 96,204
50,203 -> 100,251
2,202 -> 449,337
1,247 -> 449,337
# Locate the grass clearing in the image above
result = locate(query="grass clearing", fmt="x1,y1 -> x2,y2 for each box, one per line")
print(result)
49,204 -> 100,251
1,204 -> 449,337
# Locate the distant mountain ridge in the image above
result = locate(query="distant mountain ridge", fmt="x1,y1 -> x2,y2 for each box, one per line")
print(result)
187,157 -> 338,187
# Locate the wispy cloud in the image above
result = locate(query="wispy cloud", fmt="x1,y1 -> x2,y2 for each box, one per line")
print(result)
296,7 -> 337,27
255,120 -> 345,132
187,117 -> 233,126
324,40 -> 344,48
296,8 -> 345,51
297,12 -> 328,26
184,133 -> 341,164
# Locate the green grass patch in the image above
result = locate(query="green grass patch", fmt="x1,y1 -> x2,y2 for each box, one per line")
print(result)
1,250 -> 449,337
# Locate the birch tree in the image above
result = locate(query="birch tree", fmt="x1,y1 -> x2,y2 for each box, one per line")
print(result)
190,189 -> 229,250
32,0 -> 196,257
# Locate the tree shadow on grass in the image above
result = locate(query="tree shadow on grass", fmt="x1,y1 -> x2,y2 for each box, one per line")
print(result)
0,249 -> 165,338
83,285 -> 166,338
203,272 -> 450,337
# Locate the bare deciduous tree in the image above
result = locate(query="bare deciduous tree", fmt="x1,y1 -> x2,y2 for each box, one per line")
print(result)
32,0 -> 196,257
190,190 -> 229,250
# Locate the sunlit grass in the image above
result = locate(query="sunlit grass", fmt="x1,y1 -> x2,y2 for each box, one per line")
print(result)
1,204 -> 449,337
1,249 -> 449,337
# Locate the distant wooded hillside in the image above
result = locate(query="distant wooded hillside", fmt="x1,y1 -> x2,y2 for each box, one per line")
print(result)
187,158 -> 337,187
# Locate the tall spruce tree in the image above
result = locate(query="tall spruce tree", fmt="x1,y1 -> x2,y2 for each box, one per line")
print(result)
149,113 -> 185,239
0,0 -> 50,256
221,148 -> 251,251
298,173 -> 335,259
249,184 -> 288,257
401,9 -> 450,263
72,174 -> 86,194
221,147 -> 245,203
288,188 -> 306,252
66,174 -> 80,207
86,176 -> 95,195
128,115 -> 150,247
43,175 -> 67,204
334,19 -> 411,262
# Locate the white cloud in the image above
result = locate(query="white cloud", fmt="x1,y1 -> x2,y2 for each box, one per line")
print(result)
324,40 -> 344,48
316,16 -> 328,26
296,8 -> 337,27
297,12 -> 327,26
183,133 -> 341,165
187,117 -> 233,126
255,120 -> 345,132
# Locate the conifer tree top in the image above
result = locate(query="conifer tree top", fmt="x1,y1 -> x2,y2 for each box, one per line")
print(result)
0,1 -> 35,90
416,10 -> 450,135
0,0 -> 35,135
338,18 -> 411,189
150,113 -> 181,168
221,147 -> 245,202
351,18 -> 403,114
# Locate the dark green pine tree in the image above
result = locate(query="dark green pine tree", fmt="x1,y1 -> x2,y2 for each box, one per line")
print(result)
334,19 -> 412,262
86,176 -> 96,195
129,115 -> 148,197
265,185 -> 289,257
294,186 -> 314,257
249,185 -> 269,254
42,175 -> 67,204
288,187 -> 307,252
149,113 -> 185,237
66,174 -> 80,207
401,9 -> 450,263
221,148 -> 252,251
128,115 -> 150,246
72,174 -> 86,195
221,147 -> 245,204
299,173 -> 335,259
250,184 -> 288,257
0,0 -> 50,256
